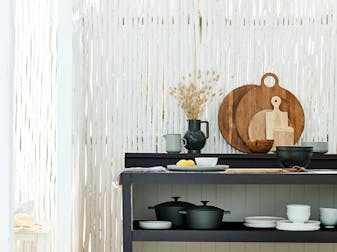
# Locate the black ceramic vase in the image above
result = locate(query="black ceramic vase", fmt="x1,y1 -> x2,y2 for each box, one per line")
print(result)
183,120 -> 209,153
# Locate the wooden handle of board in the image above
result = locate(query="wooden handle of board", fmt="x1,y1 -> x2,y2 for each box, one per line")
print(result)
260,73 -> 280,89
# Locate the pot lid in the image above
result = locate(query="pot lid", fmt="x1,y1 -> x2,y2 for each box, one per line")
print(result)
194,201 -> 224,212
155,197 -> 195,208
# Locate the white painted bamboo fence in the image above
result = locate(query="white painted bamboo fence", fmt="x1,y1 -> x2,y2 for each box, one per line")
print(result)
12,0 -> 337,251
73,1 -> 337,252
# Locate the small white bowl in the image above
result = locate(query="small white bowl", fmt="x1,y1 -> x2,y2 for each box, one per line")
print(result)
195,157 -> 218,167
320,208 -> 337,228
287,204 -> 311,223
287,211 -> 311,224
287,204 -> 311,210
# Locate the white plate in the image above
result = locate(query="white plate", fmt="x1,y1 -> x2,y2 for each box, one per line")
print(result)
139,221 -> 172,229
244,222 -> 277,228
166,165 -> 229,171
244,216 -> 285,225
276,220 -> 321,231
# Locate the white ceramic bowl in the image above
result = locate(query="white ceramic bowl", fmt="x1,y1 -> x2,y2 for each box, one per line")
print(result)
139,221 -> 172,229
287,204 -> 311,223
320,208 -> 337,228
301,142 -> 328,153
195,157 -> 218,167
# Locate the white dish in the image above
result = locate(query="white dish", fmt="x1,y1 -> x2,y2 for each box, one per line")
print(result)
276,220 -> 320,231
166,165 -> 229,171
244,216 -> 285,225
301,142 -> 328,153
244,222 -> 277,228
195,157 -> 218,167
139,221 -> 172,229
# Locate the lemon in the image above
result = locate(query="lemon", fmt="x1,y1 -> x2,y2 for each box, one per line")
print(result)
185,160 -> 195,166
176,159 -> 195,167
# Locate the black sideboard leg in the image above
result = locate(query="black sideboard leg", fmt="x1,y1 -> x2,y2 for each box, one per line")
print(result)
122,173 -> 132,252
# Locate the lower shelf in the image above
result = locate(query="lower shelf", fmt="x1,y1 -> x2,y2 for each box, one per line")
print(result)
132,222 -> 337,243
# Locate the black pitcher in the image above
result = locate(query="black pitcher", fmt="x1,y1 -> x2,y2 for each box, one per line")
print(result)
183,120 -> 209,153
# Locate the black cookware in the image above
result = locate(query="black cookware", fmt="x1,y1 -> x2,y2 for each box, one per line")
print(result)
148,196 -> 196,227
276,146 -> 313,168
179,201 -> 230,229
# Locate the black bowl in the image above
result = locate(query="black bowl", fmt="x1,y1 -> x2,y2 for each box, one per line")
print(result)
276,146 -> 313,168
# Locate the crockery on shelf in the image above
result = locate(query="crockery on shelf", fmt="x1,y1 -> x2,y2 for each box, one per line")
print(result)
320,207 -> 337,228
276,220 -> 320,231
163,134 -> 187,153
194,157 -> 218,167
287,204 -> 311,223
244,222 -> 276,228
139,221 -> 172,230
301,141 -> 328,154
244,216 -> 285,228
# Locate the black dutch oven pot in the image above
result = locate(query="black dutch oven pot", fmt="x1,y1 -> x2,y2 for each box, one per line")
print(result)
180,201 -> 230,229
148,196 -> 196,227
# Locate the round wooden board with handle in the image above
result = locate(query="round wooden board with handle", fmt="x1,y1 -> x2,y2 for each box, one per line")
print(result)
248,109 -> 271,140
235,73 -> 305,145
218,84 -> 258,153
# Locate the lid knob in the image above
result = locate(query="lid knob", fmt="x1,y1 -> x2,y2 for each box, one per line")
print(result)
200,201 -> 209,206
172,196 -> 180,202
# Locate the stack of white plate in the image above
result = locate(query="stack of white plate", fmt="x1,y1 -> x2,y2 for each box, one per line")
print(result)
276,220 -> 320,231
244,216 -> 285,228
139,221 -> 172,229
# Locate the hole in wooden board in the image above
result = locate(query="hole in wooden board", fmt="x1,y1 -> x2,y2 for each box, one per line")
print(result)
264,76 -> 276,87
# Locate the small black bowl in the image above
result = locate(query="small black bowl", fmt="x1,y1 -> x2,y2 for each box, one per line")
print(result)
276,146 -> 313,168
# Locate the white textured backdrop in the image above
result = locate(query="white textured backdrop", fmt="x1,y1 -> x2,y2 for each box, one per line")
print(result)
13,0 -> 57,251
72,0 -> 337,252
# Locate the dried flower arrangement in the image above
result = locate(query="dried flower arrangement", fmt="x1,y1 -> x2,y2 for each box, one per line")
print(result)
169,70 -> 222,120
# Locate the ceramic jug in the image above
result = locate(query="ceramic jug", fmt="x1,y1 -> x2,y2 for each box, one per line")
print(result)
183,120 -> 209,153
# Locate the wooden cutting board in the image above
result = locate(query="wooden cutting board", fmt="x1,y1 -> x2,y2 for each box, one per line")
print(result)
248,109 -> 271,140
265,96 -> 289,139
273,127 -> 295,147
218,84 -> 258,153
235,73 -> 304,145
225,168 -> 306,173
225,168 -> 284,173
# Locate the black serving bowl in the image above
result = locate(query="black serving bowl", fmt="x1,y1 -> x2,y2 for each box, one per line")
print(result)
276,146 -> 313,168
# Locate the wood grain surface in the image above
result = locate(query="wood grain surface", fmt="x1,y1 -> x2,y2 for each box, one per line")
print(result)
265,96 -> 289,139
218,84 -> 258,153
273,127 -> 295,147
248,109 -> 271,140
235,73 -> 304,145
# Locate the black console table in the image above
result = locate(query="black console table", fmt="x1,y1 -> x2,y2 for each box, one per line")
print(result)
122,153 -> 337,252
